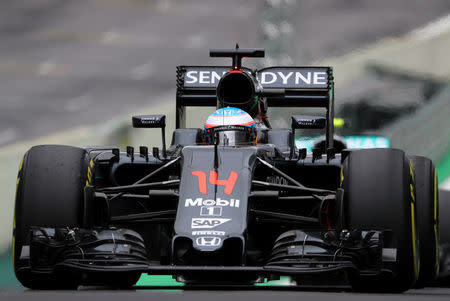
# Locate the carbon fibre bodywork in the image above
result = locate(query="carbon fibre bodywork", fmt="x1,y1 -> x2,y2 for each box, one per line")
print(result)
14,48 -> 429,289
15,142 -> 397,285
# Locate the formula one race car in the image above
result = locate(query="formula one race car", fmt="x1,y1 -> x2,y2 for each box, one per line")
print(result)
13,47 -> 439,292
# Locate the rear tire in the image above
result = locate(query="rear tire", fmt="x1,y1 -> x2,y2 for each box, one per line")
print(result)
437,189 -> 450,284
411,156 -> 439,287
13,145 -> 91,289
342,148 -> 419,292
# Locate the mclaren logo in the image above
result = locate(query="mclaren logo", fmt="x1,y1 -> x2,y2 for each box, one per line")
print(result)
191,218 -> 231,229
195,236 -> 222,247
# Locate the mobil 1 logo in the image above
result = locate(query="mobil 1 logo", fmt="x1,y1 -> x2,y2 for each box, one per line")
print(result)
200,206 -> 222,216
185,197 -> 240,208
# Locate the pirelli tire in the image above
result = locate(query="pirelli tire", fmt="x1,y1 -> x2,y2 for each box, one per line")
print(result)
341,148 -> 419,293
438,189 -> 450,283
411,156 -> 439,287
13,145 -> 93,289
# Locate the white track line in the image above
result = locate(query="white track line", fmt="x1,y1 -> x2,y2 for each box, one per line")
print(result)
442,178 -> 450,191
410,13 -> 450,41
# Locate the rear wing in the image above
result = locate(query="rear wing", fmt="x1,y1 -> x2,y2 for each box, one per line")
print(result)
175,65 -> 335,148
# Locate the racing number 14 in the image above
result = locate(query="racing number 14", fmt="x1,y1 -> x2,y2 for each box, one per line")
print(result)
191,170 -> 238,195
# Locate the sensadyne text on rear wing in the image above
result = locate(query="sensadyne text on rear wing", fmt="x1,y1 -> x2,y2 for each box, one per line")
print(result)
175,66 -> 334,130
181,66 -> 330,89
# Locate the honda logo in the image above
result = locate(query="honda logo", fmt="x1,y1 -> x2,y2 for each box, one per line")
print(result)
195,236 -> 222,247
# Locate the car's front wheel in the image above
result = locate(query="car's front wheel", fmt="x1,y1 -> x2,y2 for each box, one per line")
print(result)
342,148 -> 419,292
13,145 -> 91,289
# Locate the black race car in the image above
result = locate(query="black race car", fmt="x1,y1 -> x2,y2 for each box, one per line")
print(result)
13,47 -> 439,292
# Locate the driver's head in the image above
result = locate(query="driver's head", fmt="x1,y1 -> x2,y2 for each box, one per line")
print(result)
204,107 -> 256,146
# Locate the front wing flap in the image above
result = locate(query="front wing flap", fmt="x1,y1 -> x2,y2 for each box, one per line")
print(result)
18,227 -> 396,283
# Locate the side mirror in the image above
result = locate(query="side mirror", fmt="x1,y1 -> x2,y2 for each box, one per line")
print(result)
132,115 -> 166,128
291,115 -> 326,129
132,115 -> 167,158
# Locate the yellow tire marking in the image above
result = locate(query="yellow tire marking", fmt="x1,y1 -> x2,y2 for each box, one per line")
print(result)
13,176 -> 20,268
434,169 -> 439,275
411,201 -> 419,278
410,184 -> 415,202
18,157 -> 24,172
86,159 -> 95,186
409,160 -> 419,278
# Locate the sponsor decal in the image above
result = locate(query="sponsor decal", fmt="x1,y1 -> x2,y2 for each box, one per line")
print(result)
295,136 -> 390,152
192,230 -> 226,236
191,170 -> 207,194
200,206 -> 222,216
191,218 -> 231,229
343,136 -> 390,149
195,236 -> 221,247
182,67 -> 329,89
258,71 -> 327,86
185,70 -> 228,85
185,197 -> 240,208
192,170 -> 238,195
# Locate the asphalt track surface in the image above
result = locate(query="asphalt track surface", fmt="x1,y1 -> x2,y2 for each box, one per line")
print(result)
2,0 -> 450,299
1,0 -> 450,146
1,286 -> 450,301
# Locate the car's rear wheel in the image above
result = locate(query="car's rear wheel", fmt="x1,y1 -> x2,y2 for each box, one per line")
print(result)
437,189 -> 450,284
411,156 -> 439,287
341,148 -> 419,292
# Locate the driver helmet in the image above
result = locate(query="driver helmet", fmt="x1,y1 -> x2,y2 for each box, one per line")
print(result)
204,107 -> 257,146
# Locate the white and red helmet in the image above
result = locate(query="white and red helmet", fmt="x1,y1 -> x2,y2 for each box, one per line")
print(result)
204,107 -> 256,146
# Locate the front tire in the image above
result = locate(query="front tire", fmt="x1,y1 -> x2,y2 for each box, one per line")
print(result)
342,148 -> 419,292
13,145 -> 91,289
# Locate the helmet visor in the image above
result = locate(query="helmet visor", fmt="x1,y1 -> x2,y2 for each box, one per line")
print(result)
216,130 -> 254,146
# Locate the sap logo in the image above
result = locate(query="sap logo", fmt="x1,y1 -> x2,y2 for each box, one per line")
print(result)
258,71 -> 327,86
185,198 -> 240,208
191,218 -> 231,229
195,236 -> 221,247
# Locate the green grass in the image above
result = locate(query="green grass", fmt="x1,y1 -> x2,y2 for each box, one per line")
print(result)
437,151 -> 450,184
136,274 -> 184,286
0,251 -> 19,286
136,275 -> 291,287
